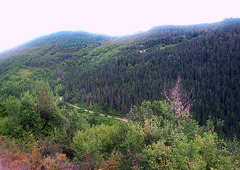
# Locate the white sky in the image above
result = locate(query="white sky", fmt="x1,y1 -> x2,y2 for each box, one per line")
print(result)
0,0 -> 239,53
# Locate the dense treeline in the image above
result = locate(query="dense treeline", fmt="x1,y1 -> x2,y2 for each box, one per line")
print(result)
0,84 -> 239,169
0,19 -> 240,168
65,18 -> 240,138
0,18 -> 240,139
0,31 -> 111,98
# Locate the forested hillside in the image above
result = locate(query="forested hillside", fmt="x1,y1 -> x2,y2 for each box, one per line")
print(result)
0,18 -> 240,169
0,18 -> 240,139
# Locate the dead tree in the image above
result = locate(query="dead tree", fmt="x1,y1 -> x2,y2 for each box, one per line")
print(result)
163,75 -> 193,119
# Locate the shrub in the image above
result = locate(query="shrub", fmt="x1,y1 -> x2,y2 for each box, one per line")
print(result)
29,143 -> 42,169
142,132 -> 237,169
0,136 -> 28,169
72,124 -> 121,168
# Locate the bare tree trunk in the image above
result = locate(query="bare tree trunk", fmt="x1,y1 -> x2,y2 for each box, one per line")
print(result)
163,75 -> 193,119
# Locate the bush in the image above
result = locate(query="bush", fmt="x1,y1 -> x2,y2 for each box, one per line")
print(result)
142,132 -> 237,169
0,136 -> 28,169
72,124 -> 122,168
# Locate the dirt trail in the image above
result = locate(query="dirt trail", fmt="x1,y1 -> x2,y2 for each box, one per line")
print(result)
68,103 -> 129,122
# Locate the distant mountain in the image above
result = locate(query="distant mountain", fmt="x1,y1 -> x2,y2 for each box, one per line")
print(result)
0,31 -> 112,59
0,18 -> 240,138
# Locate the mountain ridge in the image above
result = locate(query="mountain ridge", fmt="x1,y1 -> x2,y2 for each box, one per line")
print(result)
1,17 -> 239,59
0,31 -> 113,60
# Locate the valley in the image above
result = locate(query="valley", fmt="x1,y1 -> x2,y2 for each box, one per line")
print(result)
0,18 -> 240,169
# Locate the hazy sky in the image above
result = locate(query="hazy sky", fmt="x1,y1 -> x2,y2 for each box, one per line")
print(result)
0,0 -> 239,53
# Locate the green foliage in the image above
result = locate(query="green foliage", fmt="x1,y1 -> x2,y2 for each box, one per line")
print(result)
121,123 -> 145,153
143,140 -> 177,169
0,99 -> 7,117
51,108 -> 89,154
1,95 -> 240,169
72,124 -> 122,167
33,81 -> 63,130
0,81 -> 64,138
19,91 -> 42,134
5,96 -> 21,117
129,100 -> 203,144
0,96 -> 24,138
142,132 -> 236,169
1,19 -> 240,138
0,18 -> 240,168
87,113 -> 122,126
128,100 -> 174,123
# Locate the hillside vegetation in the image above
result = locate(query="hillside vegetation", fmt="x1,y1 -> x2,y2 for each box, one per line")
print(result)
0,18 -> 240,169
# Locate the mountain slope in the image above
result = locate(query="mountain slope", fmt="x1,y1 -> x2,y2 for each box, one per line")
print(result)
0,18 -> 240,138
0,31 -> 112,97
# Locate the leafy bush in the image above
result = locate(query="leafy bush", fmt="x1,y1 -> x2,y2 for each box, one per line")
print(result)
142,132 -> 237,169
0,81 -> 64,138
72,124 -> 122,168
